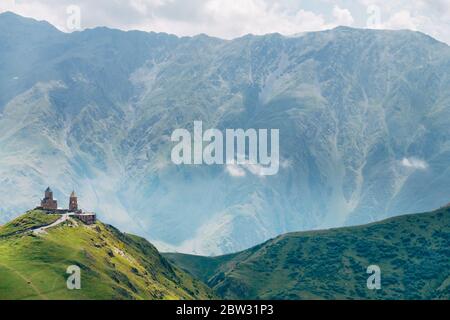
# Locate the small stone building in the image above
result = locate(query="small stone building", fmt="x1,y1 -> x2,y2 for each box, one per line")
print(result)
74,212 -> 96,225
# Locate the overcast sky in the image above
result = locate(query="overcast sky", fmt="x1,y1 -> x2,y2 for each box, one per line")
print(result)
1,0 -> 449,44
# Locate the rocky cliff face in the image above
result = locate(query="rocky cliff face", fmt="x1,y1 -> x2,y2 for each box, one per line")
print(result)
1,12 -> 449,255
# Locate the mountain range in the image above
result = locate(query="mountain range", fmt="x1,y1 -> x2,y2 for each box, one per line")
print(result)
1,206 -> 448,300
0,12 -> 449,255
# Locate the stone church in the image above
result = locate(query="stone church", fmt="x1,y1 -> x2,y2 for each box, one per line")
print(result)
39,187 -> 96,225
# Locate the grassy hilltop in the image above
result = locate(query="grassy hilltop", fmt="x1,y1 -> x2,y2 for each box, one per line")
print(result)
0,210 -> 214,300
165,207 -> 450,300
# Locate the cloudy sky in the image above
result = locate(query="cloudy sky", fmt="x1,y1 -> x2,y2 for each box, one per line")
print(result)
1,0 -> 449,43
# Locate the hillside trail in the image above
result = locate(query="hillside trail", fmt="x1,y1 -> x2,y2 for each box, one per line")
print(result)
32,214 -> 70,235
0,214 -> 71,239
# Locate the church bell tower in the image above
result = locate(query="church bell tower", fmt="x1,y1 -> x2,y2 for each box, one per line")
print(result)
69,191 -> 78,212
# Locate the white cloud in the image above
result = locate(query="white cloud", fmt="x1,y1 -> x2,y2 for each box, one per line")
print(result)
226,162 -> 267,178
226,157 -> 290,178
401,157 -> 428,170
0,0 -> 449,43
0,0 -> 331,37
383,10 -> 419,30
0,0 -> 16,12
226,161 -> 267,177
226,164 -> 246,177
358,0 -> 450,43
184,0 -> 330,38
332,5 -> 354,26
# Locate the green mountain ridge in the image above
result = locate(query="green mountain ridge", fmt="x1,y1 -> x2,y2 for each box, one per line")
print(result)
165,207 -> 450,300
1,207 -> 449,300
0,210 -> 214,300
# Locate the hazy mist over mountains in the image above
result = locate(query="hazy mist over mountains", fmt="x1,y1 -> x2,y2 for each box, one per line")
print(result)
0,12 -> 449,255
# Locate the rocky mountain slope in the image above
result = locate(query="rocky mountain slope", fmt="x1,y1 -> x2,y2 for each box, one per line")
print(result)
0,12 -> 449,254
0,210 -> 214,300
165,206 -> 450,300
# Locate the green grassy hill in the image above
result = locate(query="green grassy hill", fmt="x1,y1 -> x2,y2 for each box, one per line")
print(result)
165,207 -> 450,300
0,210 -> 215,300
2,208 -> 449,300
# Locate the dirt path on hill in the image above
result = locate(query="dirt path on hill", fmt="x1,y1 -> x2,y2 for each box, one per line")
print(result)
33,214 -> 69,235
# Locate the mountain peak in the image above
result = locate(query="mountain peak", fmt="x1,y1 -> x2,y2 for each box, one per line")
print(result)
0,11 -> 60,34
0,11 -> 21,19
